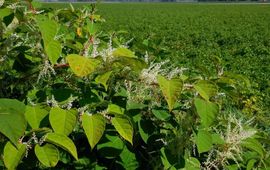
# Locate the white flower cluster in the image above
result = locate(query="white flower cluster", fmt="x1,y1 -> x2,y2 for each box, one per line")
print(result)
37,60 -> 56,83
139,60 -> 187,85
204,114 -> 256,170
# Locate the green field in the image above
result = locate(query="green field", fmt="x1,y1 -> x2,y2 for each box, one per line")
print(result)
44,3 -> 270,107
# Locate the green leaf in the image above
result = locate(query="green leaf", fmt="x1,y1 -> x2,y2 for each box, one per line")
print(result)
87,20 -> 99,35
113,47 -> 136,58
242,138 -> 264,157
82,114 -> 106,149
49,107 -> 77,136
211,133 -> 225,145
97,134 -> 124,159
3,142 -> 26,169
138,118 -> 155,143
196,130 -> 213,154
45,40 -> 61,65
246,159 -> 256,170
36,16 -> 58,44
194,98 -> 219,127
25,105 -> 49,129
157,75 -> 183,112
119,146 -> 138,169
95,71 -> 112,91
0,8 -> 12,19
194,80 -> 218,101
152,109 -> 171,121
184,157 -> 201,170
111,115 -> 133,144
67,54 -> 100,77
45,133 -> 78,160
108,104 -> 125,115
0,99 -> 26,146
35,144 -> 59,167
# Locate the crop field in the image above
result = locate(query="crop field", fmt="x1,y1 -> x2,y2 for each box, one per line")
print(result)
1,1 -> 270,169
44,3 -> 270,107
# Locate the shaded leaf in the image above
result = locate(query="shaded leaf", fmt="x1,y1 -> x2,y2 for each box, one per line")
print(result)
0,99 -> 26,146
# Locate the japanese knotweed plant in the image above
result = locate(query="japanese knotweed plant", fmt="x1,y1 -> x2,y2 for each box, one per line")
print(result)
0,1 -> 269,169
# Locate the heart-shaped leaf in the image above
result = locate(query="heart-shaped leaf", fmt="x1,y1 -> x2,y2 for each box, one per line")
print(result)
49,107 -> 77,136
3,142 -> 26,169
194,80 -> 218,101
45,133 -> 78,160
25,105 -> 49,129
111,115 -> 133,145
157,75 -> 183,112
67,54 -> 100,77
196,130 -> 213,154
194,98 -> 219,127
0,99 -> 26,146
82,113 -> 106,149
35,144 -> 59,167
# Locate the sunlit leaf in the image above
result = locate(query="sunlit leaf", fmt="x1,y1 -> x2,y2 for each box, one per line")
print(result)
113,47 -> 136,58
194,98 -> 219,127
82,114 -> 106,149
194,80 -> 217,101
111,115 -> 133,144
3,142 -> 26,169
95,71 -> 112,91
49,107 -> 77,136
157,75 -> 183,112
67,54 -> 100,77
196,130 -> 212,153
35,144 -> 59,167
25,105 -> 49,129
45,133 -> 78,160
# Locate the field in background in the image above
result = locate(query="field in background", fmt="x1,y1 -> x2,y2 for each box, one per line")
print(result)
44,3 -> 270,109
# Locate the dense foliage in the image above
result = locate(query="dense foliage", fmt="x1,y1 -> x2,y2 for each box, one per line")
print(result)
0,1 -> 269,169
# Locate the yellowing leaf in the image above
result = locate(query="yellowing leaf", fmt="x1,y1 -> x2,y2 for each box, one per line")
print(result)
157,75 -> 183,112
111,115 -> 133,145
82,114 -> 106,149
67,54 -> 100,77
